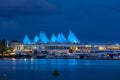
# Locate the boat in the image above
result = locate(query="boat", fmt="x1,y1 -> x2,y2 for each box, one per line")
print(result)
36,54 -> 46,58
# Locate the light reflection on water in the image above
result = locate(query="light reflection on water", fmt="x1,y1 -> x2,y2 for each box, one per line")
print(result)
0,59 -> 120,80
0,59 -> 120,71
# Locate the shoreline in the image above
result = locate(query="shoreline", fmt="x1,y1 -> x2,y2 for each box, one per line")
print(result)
0,57 -> 119,60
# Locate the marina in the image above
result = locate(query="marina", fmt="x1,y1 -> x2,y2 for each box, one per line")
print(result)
4,31 -> 120,60
0,0 -> 120,80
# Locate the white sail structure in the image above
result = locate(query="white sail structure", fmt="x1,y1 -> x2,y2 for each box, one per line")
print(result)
60,33 -> 67,42
68,30 -> 80,43
39,32 -> 49,43
23,30 -> 80,44
42,32 -> 49,43
39,32 -> 43,42
50,34 -> 57,42
56,33 -> 67,43
23,35 -> 31,44
33,35 -> 39,43
56,33 -> 61,43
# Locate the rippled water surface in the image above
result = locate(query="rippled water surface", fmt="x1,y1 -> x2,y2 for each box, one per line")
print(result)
0,59 -> 120,80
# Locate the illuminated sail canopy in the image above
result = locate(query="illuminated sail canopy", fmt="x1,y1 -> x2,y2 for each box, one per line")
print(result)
33,35 -> 39,43
23,30 -> 80,44
56,33 -> 67,43
50,34 -> 57,42
39,32 -> 49,43
23,35 -> 31,44
39,32 -> 43,42
60,33 -> 67,42
68,30 -> 80,43
56,33 -> 62,43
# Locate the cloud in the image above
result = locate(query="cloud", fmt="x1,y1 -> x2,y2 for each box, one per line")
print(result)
0,0 -> 61,17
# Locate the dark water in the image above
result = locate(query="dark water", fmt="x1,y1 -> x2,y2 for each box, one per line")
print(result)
0,59 -> 120,80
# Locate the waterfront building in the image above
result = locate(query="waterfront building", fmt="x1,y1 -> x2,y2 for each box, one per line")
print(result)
11,31 -> 120,56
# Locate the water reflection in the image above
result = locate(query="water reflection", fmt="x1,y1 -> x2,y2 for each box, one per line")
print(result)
11,58 -> 16,61
1,59 -> 120,71
1,59 -> 120,80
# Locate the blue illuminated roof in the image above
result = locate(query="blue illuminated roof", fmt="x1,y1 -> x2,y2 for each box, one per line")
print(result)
68,30 -> 80,43
50,34 -> 57,42
56,33 -> 67,43
60,33 -> 67,42
33,35 -> 39,43
23,35 -> 31,44
56,33 -> 62,43
42,32 -> 49,43
39,32 -> 49,43
23,30 -> 80,44
39,32 -> 43,42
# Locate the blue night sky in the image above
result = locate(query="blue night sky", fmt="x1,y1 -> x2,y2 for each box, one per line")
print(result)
0,0 -> 120,43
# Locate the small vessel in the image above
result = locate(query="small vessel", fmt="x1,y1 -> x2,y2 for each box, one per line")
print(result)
36,54 -> 46,58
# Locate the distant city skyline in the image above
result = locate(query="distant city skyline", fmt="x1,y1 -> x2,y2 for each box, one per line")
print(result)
0,0 -> 120,42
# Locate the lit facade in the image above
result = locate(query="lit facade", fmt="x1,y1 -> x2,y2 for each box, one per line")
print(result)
15,31 -> 120,54
11,42 -> 120,54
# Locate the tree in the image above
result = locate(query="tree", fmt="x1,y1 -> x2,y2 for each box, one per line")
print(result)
0,39 -> 8,57
12,40 -> 18,42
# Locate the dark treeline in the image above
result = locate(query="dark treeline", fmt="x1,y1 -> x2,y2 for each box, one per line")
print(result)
0,39 -> 7,56
0,39 -> 14,57
12,40 -> 19,42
